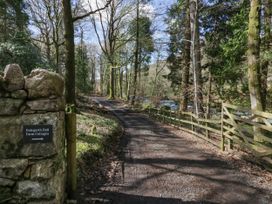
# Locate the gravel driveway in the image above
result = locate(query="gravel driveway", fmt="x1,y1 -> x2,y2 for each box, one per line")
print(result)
86,98 -> 272,204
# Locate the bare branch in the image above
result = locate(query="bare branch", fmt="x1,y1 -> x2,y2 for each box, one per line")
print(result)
73,0 -> 113,22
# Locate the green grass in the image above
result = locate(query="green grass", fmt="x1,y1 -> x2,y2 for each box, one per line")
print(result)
76,112 -> 119,158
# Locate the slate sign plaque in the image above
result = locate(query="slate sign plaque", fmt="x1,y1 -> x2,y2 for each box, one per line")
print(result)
23,125 -> 53,143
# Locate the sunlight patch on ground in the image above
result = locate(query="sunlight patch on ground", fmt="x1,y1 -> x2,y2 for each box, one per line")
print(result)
76,112 -> 118,157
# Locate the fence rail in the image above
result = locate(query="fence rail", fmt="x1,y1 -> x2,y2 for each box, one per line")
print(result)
148,103 -> 272,171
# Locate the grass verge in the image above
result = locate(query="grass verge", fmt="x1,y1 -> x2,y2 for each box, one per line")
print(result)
76,110 -> 122,180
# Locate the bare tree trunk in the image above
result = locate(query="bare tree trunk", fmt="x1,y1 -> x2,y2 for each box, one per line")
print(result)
55,44 -> 61,73
151,70 -> 158,97
109,65 -> 115,98
248,0 -> 263,143
260,0 -> 271,110
131,0 -> 140,105
206,68 -> 212,119
119,68 -> 123,98
127,72 -> 132,101
91,59 -> 96,93
62,0 -> 76,199
152,58 -> 161,96
51,0 -> 62,74
138,48 -> 142,95
125,66 -> 129,100
99,58 -> 104,96
190,0 -> 203,117
107,80 -> 110,95
248,0 -> 263,112
115,67 -> 119,97
180,0 -> 191,112
45,32 -> 51,65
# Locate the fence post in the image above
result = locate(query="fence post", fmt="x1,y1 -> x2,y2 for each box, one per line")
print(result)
191,115 -> 194,131
220,102 -> 225,151
197,117 -> 200,134
205,113 -> 209,138
205,122 -> 209,138
179,111 -> 182,127
228,138 -> 233,150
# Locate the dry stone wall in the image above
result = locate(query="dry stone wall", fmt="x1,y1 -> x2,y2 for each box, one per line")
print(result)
0,64 -> 66,204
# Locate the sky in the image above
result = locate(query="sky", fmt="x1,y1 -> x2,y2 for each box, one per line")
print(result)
150,0 -> 176,42
148,0 -> 177,60
28,0 -> 177,62
78,0 -> 176,56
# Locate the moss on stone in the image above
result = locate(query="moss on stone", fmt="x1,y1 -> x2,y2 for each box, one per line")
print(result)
0,187 -> 12,202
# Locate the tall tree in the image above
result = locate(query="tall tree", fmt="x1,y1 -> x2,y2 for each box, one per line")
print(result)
190,0 -> 203,116
129,15 -> 154,100
151,43 -> 168,97
181,0 -> 191,111
137,16 -> 154,95
62,0 -> 112,198
131,0 -> 140,105
75,31 -> 90,93
247,0 -> 263,145
165,3 -> 183,95
90,0 -> 132,99
247,0 -> 263,112
27,0 -> 64,73
62,0 -> 76,199
5,0 -> 27,31
0,0 -> 43,74
203,1 -> 249,103
130,0 -> 154,104
260,0 -> 271,110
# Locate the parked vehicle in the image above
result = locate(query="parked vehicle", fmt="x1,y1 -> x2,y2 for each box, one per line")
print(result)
235,111 -> 251,118
159,100 -> 179,111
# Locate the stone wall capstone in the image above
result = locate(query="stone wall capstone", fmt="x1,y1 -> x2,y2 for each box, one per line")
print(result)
0,64 -> 66,204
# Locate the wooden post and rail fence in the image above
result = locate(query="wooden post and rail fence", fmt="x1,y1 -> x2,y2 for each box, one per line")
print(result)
148,103 -> 272,171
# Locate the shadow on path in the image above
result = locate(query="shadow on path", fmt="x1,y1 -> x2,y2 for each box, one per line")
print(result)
101,192 -> 218,204
85,98 -> 272,204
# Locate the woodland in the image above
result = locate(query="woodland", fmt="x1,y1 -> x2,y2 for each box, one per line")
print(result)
0,0 -> 271,113
0,0 -> 272,200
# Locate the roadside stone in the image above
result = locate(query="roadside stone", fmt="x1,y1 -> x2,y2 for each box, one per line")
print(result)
26,98 -> 65,112
49,155 -> 66,204
0,91 -> 11,98
28,201 -> 57,204
19,143 -> 56,159
0,116 -> 22,158
25,69 -> 64,99
0,187 -> 12,202
0,178 -> 15,187
19,105 -> 27,114
0,159 -> 28,179
3,64 -> 24,91
0,65 -> 66,204
31,160 -> 53,180
23,108 -> 36,114
0,98 -> 24,115
11,90 -> 27,99
0,75 -> 6,91
23,166 -> 31,179
16,181 -> 55,199
49,95 -> 58,99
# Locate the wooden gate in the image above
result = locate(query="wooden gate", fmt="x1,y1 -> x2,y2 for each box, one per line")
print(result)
222,103 -> 272,168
